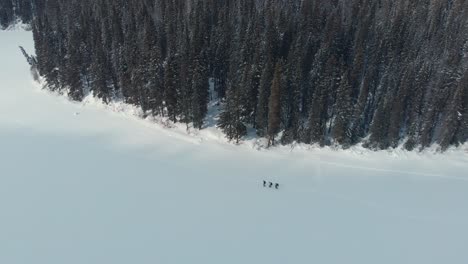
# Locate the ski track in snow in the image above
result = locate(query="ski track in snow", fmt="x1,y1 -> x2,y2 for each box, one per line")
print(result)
1,29 -> 468,264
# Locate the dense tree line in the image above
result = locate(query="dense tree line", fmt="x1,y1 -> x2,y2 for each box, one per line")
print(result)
0,0 -> 33,28
7,0 -> 468,150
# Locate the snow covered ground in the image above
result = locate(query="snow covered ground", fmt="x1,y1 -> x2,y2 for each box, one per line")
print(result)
1,29 -> 468,264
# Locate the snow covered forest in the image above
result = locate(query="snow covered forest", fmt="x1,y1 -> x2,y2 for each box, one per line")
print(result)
2,0 -> 467,150
1,2 -> 468,263
0,0 -> 32,27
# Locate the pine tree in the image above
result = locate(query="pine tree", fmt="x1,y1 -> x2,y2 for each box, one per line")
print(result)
0,1 -> 13,29
331,73 -> 353,146
255,58 -> 274,136
267,62 -> 282,147
218,80 -> 247,144
64,29 -> 84,101
281,38 -> 303,144
90,30 -> 110,103
143,17 -> 164,116
439,72 -> 468,150
387,70 -> 412,148
368,98 -> 391,150
191,51 -> 209,129
164,53 -> 179,122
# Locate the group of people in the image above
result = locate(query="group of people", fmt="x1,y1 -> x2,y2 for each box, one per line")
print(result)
263,180 -> 279,189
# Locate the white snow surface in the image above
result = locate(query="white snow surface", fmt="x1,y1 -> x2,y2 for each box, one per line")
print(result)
1,30 -> 468,264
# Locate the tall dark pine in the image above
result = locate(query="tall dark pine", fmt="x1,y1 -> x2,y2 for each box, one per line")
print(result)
331,74 -> 352,146
439,72 -> 468,150
256,58 -> 274,136
64,29 -> 84,101
0,0 -> 14,28
267,62 -> 282,147
191,51 -> 209,129
218,80 -> 247,144
281,41 -> 303,144
89,28 -> 110,103
164,53 -> 179,122
142,17 -> 164,116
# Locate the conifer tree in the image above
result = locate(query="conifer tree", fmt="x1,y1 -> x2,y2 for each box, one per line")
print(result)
331,74 -> 353,146
256,58 -> 274,136
267,62 -> 282,147
218,80 -> 247,144
191,51 -> 209,129
164,53 -> 179,122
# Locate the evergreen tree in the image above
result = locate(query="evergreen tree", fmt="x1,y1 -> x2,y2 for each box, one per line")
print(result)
218,80 -> 247,144
255,58 -> 274,136
164,53 -> 179,122
281,38 -> 303,144
331,73 -> 353,146
267,62 -> 282,147
64,29 -> 84,101
191,51 -> 209,129
0,0 -> 14,28
89,31 -> 110,102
